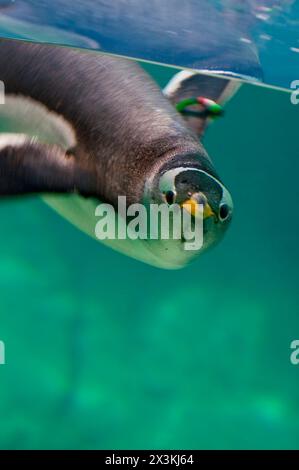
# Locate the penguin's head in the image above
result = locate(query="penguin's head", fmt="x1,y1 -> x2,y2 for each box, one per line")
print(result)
142,164 -> 233,266
159,166 -> 233,225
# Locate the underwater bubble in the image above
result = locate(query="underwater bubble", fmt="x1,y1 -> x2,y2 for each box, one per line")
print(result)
255,13 -> 270,21
260,34 -> 272,41
240,37 -> 252,44
256,6 -> 273,13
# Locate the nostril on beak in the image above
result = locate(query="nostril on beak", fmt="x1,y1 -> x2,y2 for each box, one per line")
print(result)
219,203 -> 230,221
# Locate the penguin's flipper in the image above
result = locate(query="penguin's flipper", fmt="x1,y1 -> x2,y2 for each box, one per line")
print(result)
0,95 -> 97,197
0,133 -> 95,197
164,71 -> 241,138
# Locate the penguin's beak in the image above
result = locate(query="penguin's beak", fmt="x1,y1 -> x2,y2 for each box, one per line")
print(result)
181,195 -> 215,219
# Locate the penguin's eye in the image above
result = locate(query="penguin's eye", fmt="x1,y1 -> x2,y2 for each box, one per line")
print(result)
165,190 -> 176,205
219,203 -> 230,221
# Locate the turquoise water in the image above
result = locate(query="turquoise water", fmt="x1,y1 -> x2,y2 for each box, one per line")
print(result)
0,63 -> 298,449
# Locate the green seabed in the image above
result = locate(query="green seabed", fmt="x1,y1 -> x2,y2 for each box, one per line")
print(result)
0,63 -> 298,449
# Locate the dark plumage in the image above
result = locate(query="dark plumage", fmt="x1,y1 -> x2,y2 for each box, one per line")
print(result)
0,38 -> 234,267
0,39 -> 216,206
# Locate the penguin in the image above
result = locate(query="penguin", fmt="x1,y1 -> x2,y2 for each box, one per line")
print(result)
0,38 -> 235,269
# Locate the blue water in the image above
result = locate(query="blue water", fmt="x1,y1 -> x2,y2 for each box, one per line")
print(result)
0,0 -> 298,88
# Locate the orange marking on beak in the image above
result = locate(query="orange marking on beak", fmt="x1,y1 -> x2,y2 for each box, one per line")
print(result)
181,198 -> 215,219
